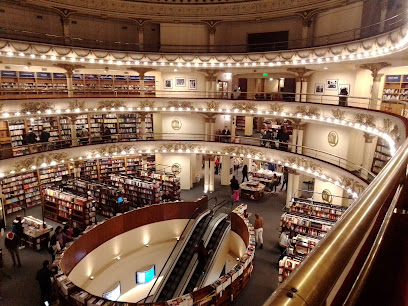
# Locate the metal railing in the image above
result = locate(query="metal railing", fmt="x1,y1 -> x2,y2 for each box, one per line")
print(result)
0,132 -> 375,182
0,12 -> 405,53
263,132 -> 408,305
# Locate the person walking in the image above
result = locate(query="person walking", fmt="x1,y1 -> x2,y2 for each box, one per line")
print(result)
230,176 -> 240,202
36,260 -> 54,305
48,234 -> 61,263
242,164 -> 249,182
4,232 -> 21,267
254,213 -> 264,249
271,173 -> 279,193
279,229 -> 290,259
280,168 -> 288,191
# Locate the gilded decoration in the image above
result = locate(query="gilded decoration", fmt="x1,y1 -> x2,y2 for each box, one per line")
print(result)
383,118 -> 399,141
0,104 -> 4,113
20,101 -> 55,113
232,102 -> 257,112
295,106 -> 320,117
167,101 -> 194,109
340,176 -> 364,194
90,144 -> 137,156
159,142 -> 201,152
97,100 -> 127,110
354,114 -> 375,127
68,100 -> 86,110
139,100 -> 155,109
268,103 -> 284,113
332,109 -> 345,120
283,156 -> 323,174
206,101 -> 220,110
222,146 -> 263,158
13,153 -> 68,171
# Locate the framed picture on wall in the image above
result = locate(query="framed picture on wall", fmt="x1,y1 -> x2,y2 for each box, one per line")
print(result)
164,79 -> 173,89
175,77 -> 186,87
315,83 -> 324,94
326,79 -> 338,90
338,84 -> 350,95
189,78 -> 197,90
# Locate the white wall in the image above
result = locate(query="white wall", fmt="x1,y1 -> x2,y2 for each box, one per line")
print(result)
159,153 -> 192,190
160,24 -> 209,46
161,113 -> 205,136
157,71 -> 206,97
314,179 -> 348,207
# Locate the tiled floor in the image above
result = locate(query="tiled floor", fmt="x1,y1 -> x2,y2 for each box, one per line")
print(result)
0,168 -> 287,306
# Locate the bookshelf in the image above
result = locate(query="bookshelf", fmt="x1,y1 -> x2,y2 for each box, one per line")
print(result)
59,116 -> 72,147
78,160 -> 99,181
280,212 -> 334,238
139,170 -> 181,202
288,198 -> 347,221
0,121 -> 12,159
278,255 -> 302,284
371,138 -> 391,174
39,164 -> 70,188
236,116 -> 245,131
42,188 -> 96,229
118,113 -> 138,140
8,119 -> 28,156
99,157 -> 126,179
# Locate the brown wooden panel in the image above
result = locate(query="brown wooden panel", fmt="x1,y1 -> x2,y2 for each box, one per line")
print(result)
61,197 -> 208,274
230,212 -> 250,247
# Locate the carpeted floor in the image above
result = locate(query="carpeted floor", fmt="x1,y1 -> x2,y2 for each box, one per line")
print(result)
0,168 -> 288,306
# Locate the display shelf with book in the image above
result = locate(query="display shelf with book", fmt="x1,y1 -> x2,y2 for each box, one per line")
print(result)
139,170 -> 181,202
99,157 -> 126,179
8,119 -> 28,156
89,114 -> 103,139
78,159 -> 99,181
118,113 -> 138,141
280,212 -> 334,238
1,171 -> 41,214
236,116 -> 245,131
42,188 -> 96,229
22,216 -> 53,250
39,164 -> 70,188
371,138 -> 391,174
125,156 -> 143,175
286,234 -> 320,258
108,174 -> 160,207
278,255 -> 302,284
59,116 -> 72,147
288,198 -> 347,221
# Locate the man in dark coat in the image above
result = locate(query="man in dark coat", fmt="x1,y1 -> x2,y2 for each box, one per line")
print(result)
4,232 -> 21,267
36,260 -> 54,304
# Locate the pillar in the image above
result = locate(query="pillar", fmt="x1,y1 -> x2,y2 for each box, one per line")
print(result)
221,155 -> 231,186
285,171 -> 299,208
142,156 -> 148,170
291,126 -> 298,153
292,173 -> 300,196
211,77 -> 217,98
140,114 -> 146,140
209,156 -> 215,192
204,118 -> 211,141
210,117 -> 215,141
301,79 -> 308,102
190,154 -> 196,188
244,116 -> 253,137
231,116 -> 237,140
243,157 -> 252,171
70,117 -> 78,146
204,156 -> 210,193
361,133 -> 376,180
138,26 -> 144,52
61,17 -> 71,44
359,62 -> 391,110
379,0 -> 388,33
66,70 -> 73,98
139,71 -> 145,97
296,125 -> 304,154
301,17 -> 312,47
209,27 -> 216,52
196,154 -> 203,181
295,78 -> 302,102
205,76 -> 212,98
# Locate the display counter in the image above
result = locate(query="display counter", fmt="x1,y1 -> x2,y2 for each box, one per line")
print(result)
22,216 -> 53,250
240,181 -> 265,201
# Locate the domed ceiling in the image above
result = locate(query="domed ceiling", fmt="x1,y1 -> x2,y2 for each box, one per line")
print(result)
26,0 -> 348,22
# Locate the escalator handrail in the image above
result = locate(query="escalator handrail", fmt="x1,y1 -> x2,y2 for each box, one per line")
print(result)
143,196 -> 216,302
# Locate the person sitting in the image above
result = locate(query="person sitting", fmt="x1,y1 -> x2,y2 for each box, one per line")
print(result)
78,126 -> 89,145
161,190 -> 173,202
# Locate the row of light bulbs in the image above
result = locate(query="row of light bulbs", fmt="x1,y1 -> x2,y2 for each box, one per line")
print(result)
0,105 -> 397,154
0,42 -> 404,68
0,147 -> 359,198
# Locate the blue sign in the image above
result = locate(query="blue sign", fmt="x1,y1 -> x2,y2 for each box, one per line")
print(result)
385,75 -> 401,83
72,74 -> 83,80
1,71 -> 17,77
136,265 -> 155,284
403,75 -> 408,83
53,73 -> 67,79
85,74 -> 98,80
115,75 -> 127,81
100,75 -> 113,80
145,76 -> 155,81
19,72 -> 35,78
129,75 -> 139,81
37,72 -> 52,79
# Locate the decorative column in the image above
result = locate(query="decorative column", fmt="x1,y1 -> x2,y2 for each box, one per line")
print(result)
142,156 -> 148,170
286,170 -> 300,208
359,62 -> 391,110
379,0 -> 389,33
244,116 -> 253,137
362,133 -> 376,180
221,155 -> 231,186
139,114 -> 146,140
127,67 -> 155,97
209,156 -> 215,192
198,69 -> 224,99
137,26 -> 144,52
291,125 -> 298,153
209,27 -> 216,52
204,117 -> 211,141
69,116 -> 78,146
287,67 -> 313,102
209,117 -> 216,141
243,157 -> 252,171
300,11 -> 315,47
204,155 -> 210,193
301,76 -> 308,102
61,17 -> 71,44
296,124 -> 305,154
53,64 -> 85,97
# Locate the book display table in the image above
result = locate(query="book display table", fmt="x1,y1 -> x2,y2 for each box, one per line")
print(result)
240,181 -> 265,201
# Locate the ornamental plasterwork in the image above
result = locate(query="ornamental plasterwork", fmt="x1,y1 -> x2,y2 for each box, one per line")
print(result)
68,100 -> 86,110
20,101 -> 55,113
139,100 -> 155,109
295,106 -> 320,117
268,103 -> 284,113
340,176 -> 365,194
383,118 -> 399,141
283,156 -> 323,174
13,153 -> 68,171
90,144 -> 137,156
168,101 -> 194,109
232,102 -> 257,112
222,146 -> 263,158
159,142 -> 201,152
332,109 -> 345,120
206,101 -> 220,110
354,114 -> 375,127
0,104 -> 3,113
98,100 -> 127,110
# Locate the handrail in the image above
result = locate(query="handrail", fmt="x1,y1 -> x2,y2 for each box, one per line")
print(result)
0,132 -> 376,181
0,12 -> 405,53
263,135 -> 408,305
143,196 -> 215,302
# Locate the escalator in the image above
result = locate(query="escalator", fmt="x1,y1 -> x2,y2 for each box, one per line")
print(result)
156,210 -> 214,302
183,215 -> 230,295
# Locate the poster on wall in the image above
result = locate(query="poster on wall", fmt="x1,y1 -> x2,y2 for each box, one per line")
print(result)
164,79 -> 173,89
175,77 -> 186,87
338,84 -> 350,95
326,79 -> 338,90
314,83 -> 324,94
189,78 -> 197,90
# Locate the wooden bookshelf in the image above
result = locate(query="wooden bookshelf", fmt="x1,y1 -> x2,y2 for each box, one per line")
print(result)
371,138 -> 391,174
288,198 -> 347,221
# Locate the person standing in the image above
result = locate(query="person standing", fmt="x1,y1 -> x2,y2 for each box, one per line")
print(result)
242,164 -> 249,182
103,126 -> 112,143
40,128 -> 51,151
279,229 -> 290,257
271,173 -> 279,193
221,126 -> 231,143
36,260 -> 54,305
25,128 -> 38,144
254,213 -> 264,249
79,126 -> 89,145
48,234 -> 61,263
280,168 -> 289,191
230,176 -> 240,202
4,232 -> 21,267
194,240 -> 212,276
